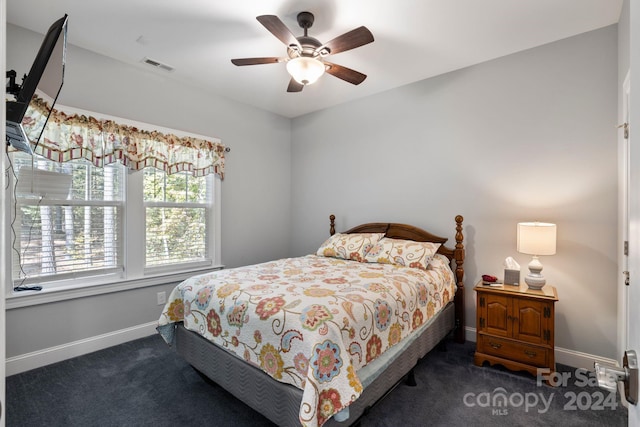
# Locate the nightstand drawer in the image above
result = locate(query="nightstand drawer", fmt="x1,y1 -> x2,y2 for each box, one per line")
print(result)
478,335 -> 549,367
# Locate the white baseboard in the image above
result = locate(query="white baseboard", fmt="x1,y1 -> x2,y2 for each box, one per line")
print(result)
463,326 -> 619,370
554,346 -> 620,370
6,321 -> 158,376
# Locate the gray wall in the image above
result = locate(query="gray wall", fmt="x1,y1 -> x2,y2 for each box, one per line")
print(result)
290,26 -> 619,358
5,24 -> 292,358
6,23 -> 620,362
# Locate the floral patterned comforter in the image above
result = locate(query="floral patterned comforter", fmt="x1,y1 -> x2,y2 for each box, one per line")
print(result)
157,254 -> 456,427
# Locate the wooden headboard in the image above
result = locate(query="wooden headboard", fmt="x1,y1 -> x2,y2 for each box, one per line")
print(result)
328,214 -> 466,343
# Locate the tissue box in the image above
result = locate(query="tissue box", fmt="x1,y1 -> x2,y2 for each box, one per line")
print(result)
504,269 -> 520,285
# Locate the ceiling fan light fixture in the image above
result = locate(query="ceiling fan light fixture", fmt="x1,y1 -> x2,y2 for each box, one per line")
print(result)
286,56 -> 325,85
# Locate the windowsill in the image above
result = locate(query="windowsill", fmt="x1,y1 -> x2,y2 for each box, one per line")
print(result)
6,265 -> 224,310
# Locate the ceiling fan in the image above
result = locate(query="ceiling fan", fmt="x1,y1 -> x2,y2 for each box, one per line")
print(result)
231,12 -> 374,92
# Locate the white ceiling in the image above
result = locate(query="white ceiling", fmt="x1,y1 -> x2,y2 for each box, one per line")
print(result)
7,0 -> 623,118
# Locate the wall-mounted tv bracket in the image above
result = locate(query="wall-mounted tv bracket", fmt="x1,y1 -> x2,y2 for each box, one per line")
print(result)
7,70 -> 20,147
6,70 -> 24,96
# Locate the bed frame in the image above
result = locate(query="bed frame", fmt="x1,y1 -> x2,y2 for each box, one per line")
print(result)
174,214 -> 465,426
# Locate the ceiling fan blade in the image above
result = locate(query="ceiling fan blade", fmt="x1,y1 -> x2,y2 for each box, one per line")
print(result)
231,57 -> 282,66
324,62 -> 367,85
321,26 -> 374,55
256,15 -> 300,48
287,78 -> 304,93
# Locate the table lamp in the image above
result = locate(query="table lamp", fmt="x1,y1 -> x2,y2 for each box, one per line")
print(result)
517,222 -> 557,289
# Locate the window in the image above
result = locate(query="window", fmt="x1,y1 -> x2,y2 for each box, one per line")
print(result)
12,152 -> 124,287
143,168 -> 212,268
9,151 -> 220,293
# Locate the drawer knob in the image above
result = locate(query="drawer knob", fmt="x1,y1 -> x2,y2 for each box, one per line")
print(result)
524,350 -> 537,358
489,342 -> 502,350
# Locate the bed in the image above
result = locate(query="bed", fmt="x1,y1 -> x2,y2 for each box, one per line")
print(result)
157,214 -> 465,427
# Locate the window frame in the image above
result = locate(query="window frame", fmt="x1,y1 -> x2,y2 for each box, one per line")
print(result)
10,153 -> 127,287
143,168 -> 214,272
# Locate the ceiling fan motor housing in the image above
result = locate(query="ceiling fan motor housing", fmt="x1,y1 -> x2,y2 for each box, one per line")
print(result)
288,12 -> 328,58
288,36 -> 324,59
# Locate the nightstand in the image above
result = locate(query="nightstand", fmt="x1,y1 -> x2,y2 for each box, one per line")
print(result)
474,281 -> 558,381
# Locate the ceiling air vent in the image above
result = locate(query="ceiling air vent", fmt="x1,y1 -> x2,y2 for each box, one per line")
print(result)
142,57 -> 175,72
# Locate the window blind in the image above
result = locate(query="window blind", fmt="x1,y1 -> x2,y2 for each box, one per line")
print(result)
13,202 -> 123,283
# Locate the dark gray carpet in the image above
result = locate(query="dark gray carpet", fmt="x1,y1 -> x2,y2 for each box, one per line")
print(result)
6,334 -> 628,426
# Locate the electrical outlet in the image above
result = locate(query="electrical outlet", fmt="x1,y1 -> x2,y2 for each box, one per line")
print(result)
157,291 -> 166,305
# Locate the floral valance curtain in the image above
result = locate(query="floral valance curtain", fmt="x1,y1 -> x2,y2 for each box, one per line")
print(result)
20,95 -> 226,179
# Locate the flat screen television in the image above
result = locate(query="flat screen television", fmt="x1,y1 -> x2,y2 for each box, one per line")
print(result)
6,14 -> 68,155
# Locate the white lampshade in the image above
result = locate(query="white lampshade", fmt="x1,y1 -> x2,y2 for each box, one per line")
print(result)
517,222 -> 557,289
286,57 -> 325,85
517,222 -> 557,256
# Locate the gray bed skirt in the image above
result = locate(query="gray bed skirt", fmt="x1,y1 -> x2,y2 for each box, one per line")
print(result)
175,301 -> 456,427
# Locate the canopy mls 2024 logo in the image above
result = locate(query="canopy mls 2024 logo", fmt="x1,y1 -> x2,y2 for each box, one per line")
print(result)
463,368 -> 618,416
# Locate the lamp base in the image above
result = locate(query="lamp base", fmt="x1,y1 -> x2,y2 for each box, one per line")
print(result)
524,274 -> 546,290
525,255 -> 546,290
